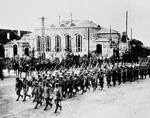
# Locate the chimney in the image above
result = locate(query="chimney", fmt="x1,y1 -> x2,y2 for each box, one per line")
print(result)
18,30 -> 21,37
7,32 -> 10,40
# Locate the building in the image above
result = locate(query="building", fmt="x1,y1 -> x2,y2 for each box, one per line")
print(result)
0,29 -> 31,58
4,19 -> 129,59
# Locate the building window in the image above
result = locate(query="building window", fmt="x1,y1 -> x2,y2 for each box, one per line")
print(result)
36,36 -> 41,51
65,35 -> 71,51
76,34 -> 82,52
45,36 -> 51,51
55,35 -> 61,52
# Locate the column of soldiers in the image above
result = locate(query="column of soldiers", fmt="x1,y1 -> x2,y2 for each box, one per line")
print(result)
15,62 -> 150,114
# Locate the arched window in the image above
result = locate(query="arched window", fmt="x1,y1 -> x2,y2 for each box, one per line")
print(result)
55,35 -> 61,52
76,34 -> 82,52
65,35 -> 71,51
36,36 -> 41,51
45,36 -> 51,51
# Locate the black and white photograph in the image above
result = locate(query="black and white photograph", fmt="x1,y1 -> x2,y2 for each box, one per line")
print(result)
0,0 -> 150,118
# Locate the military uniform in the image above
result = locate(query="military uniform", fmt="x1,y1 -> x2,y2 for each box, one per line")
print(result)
34,82 -> 44,109
43,81 -> 53,111
99,70 -> 104,90
22,78 -> 31,101
106,69 -> 112,88
15,78 -> 23,101
112,68 -> 117,87
54,83 -> 62,113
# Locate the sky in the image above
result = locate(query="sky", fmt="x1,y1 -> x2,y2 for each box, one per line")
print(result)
0,0 -> 150,46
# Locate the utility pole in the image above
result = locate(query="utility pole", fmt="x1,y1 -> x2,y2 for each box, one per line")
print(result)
88,27 -> 90,65
131,29 -> 132,40
70,13 -> 72,24
110,25 -> 112,40
129,28 -> 132,51
39,16 -> 46,52
126,11 -> 128,36
39,16 -> 46,59
126,11 -> 129,50
59,15 -> 61,25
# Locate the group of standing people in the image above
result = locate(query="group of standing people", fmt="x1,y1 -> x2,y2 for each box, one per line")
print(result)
15,75 -> 62,113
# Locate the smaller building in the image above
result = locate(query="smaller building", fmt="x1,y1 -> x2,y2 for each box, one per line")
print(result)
4,40 -> 30,58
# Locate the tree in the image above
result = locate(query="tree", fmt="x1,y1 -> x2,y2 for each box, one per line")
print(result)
122,39 -> 149,62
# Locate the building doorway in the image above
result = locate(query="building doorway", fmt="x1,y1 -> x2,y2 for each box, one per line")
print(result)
0,45 -> 4,58
13,44 -> 18,56
96,44 -> 102,54
24,48 -> 29,56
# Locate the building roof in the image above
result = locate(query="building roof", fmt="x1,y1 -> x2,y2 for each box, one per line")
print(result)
0,29 -> 31,45
97,27 -> 120,34
95,38 -> 110,42
4,40 -> 30,48
49,20 -> 100,29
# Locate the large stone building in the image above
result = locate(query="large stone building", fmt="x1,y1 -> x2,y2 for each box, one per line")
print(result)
4,19 -> 129,59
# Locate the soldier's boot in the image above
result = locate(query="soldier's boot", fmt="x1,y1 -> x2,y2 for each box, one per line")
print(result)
60,105 -> 62,111
16,95 -> 20,101
50,103 -> 53,108
21,95 -> 23,98
23,95 -> 26,102
34,103 -> 38,109
44,104 -> 48,111
39,101 -> 42,106
34,106 -> 37,109
54,104 -> 58,113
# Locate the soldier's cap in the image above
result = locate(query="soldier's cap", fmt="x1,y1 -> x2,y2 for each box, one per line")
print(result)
59,75 -> 63,78
48,83 -> 53,87
51,74 -> 55,77
35,81 -> 38,84
47,78 -> 51,81
55,82 -> 60,86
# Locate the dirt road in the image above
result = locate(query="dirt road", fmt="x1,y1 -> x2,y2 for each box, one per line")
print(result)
0,71 -> 150,118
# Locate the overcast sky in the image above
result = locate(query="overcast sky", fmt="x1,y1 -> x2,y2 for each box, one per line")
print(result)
0,0 -> 150,46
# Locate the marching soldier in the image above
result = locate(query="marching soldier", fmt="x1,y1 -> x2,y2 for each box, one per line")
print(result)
143,66 -> 147,79
134,66 -> 139,81
15,77 -> 23,101
91,72 -> 97,92
54,83 -> 62,113
122,67 -> 127,83
0,61 -> 4,80
112,67 -> 117,87
43,79 -> 53,111
106,68 -> 112,88
99,69 -> 104,90
34,82 -> 44,109
140,66 -> 144,79
117,67 -> 122,85
30,77 -> 38,97
128,67 -> 133,82
22,77 -> 31,101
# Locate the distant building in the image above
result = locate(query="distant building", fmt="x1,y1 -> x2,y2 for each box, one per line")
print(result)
0,29 -> 31,58
4,20 -> 129,59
